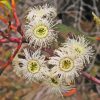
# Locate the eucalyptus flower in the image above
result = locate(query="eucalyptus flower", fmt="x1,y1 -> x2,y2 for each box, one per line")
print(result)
25,18 -> 57,48
62,36 -> 94,64
26,3 -> 57,21
44,74 -> 64,96
13,49 -> 48,82
48,48 -> 83,82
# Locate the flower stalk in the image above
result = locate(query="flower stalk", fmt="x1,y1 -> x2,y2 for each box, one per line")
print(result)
81,71 -> 100,85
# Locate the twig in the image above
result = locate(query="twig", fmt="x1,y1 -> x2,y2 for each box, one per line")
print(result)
87,44 -> 100,72
0,38 -> 8,43
0,0 -> 24,75
81,71 -> 100,85
12,0 -> 20,27
0,30 -> 22,43
0,41 -> 22,75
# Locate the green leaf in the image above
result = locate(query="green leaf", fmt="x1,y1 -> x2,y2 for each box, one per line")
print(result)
0,0 -> 11,10
55,24 -> 81,35
55,24 -> 96,42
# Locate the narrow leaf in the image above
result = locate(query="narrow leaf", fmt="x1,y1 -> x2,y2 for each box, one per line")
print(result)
0,0 -> 11,10
0,16 -> 8,24
55,24 -> 96,42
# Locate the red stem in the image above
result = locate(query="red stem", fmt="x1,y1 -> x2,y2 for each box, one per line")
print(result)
0,38 -> 8,43
10,24 -> 17,31
9,37 -> 22,43
81,71 -> 100,85
0,16 -> 17,31
11,0 -> 20,27
0,0 -> 25,75
11,0 -> 24,37
0,31 -> 22,43
0,41 -> 22,75
0,39 -> 8,43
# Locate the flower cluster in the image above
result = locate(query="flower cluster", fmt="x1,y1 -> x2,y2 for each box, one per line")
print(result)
25,4 -> 58,48
13,3 -> 94,96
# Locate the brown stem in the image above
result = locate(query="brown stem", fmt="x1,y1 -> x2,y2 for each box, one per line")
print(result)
81,71 -> 100,85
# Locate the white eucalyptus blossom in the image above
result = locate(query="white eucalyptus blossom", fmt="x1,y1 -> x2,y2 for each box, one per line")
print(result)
26,3 -> 57,21
48,48 -> 83,82
43,74 -> 64,96
44,73 -> 76,97
13,49 -> 48,83
25,18 -> 57,48
62,36 -> 94,64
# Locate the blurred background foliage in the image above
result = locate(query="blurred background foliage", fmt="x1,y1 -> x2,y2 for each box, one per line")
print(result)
0,0 -> 100,100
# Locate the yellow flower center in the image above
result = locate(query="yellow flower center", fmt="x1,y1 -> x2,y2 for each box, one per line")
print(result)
59,57 -> 74,72
74,45 -> 84,55
33,25 -> 48,38
27,60 -> 40,73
